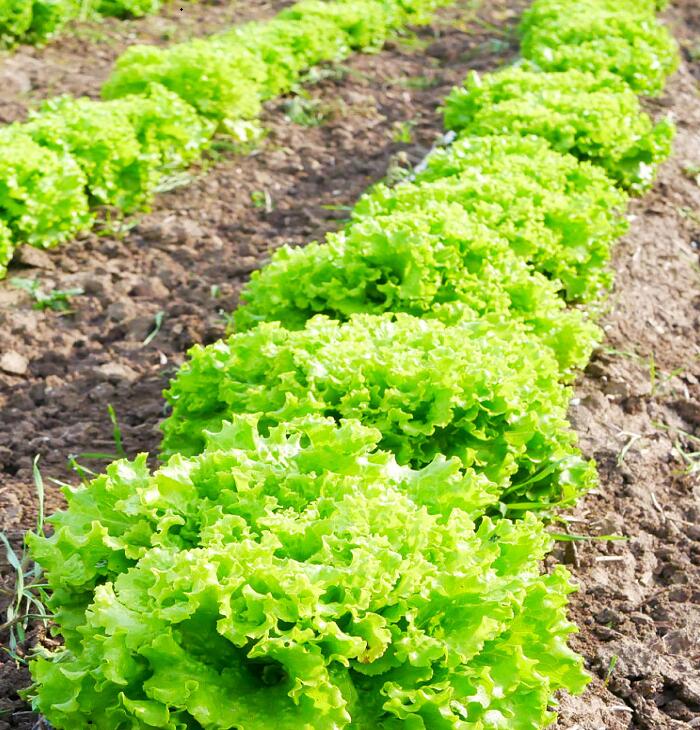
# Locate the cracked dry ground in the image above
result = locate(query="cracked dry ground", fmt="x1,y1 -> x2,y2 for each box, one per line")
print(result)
554,3 -> 700,728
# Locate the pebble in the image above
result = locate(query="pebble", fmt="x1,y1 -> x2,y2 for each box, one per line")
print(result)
96,361 -> 139,383
0,350 -> 28,375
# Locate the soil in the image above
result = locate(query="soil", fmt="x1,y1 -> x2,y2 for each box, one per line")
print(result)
550,5 -> 700,728
0,0 -> 698,728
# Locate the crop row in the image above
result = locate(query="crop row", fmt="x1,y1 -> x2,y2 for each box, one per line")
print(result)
1,0 -> 181,45
0,0 -> 452,279
26,0 -> 680,727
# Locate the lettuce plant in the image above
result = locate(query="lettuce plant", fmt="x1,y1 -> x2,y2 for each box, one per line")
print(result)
29,416 -> 588,729
220,17 -> 350,97
26,87 -> 215,213
102,40 -> 268,130
280,0 -> 400,51
354,135 -> 628,300
162,314 -> 595,509
0,0 -> 35,41
235,203 -> 601,374
112,83 -> 216,172
26,96 -> 160,213
520,0 -> 679,96
95,0 -> 161,17
102,0 -> 453,128
0,0 -> 161,44
0,220 -> 13,278
0,127 -> 91,249
25,0 -> 74,39
443,67 -> 675,191
392,0 -> 455,26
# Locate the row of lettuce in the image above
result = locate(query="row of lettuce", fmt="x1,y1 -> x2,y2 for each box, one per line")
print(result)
0,0 -> 453,279
1,0 -> 179,45
26,0 -> 679,728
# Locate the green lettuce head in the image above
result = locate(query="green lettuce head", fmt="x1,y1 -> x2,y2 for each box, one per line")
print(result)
162,314 -> 596,510
29,416 -> 588,729
444,66 -> 675,192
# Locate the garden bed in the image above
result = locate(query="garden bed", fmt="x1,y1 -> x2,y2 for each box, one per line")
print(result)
0,0 -> 698,727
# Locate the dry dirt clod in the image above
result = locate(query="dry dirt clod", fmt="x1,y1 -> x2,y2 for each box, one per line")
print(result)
95,362 -> 140,383
15,246 -> 56,271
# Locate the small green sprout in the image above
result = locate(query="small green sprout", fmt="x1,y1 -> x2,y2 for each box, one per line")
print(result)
10,278 -> 83,312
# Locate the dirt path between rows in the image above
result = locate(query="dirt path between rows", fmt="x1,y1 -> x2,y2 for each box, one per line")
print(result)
554,4 -> 700,727
0,1 -> 527,726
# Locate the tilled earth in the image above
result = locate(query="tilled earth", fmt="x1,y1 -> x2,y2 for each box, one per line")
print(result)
0,0 -> 699,728
552,4 -> 700,726
0,0 -> 295,125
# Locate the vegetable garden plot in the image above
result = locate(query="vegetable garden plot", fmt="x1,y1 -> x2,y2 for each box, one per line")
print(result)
0,4 -> 529,726
2,0 -> 700,727
0,0 -> 460,279
0,0 -> 287,127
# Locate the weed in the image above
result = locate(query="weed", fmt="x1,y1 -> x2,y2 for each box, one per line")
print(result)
250,189 -> 273,213
604,655 -> 619,686
392,29 -> 433,52
10,278 -> 83,312
155,171 -> 198,194
675,441 -> 700,476
282,94 -> 329,127
617,431 -> 643,466
392,120 -> 416,143
107,404 -> 126,459
299,64 -> 351,86
0,458 -> 49,658
390,75 -> 437,90
142,310 -> 165,347
683,163 -> 700,185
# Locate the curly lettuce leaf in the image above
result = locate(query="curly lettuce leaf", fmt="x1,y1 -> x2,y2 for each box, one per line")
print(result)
354,135 -> 628,301
161,314 -> 595,509
520,0 -> 679,96
0,126 -> 91,249
444,66 -> 675,192
29,417 -> 588,728
235,201 -> 602,374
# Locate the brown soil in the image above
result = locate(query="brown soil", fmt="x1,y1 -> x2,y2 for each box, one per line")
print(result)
0,1 -> 527,727
553,4 -> 700,727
